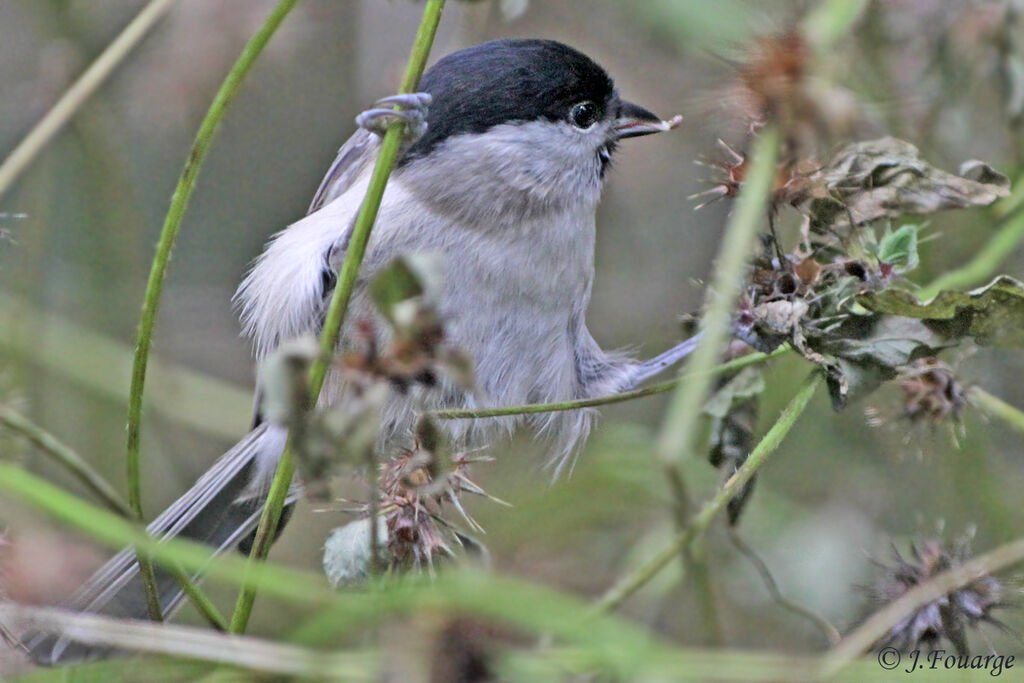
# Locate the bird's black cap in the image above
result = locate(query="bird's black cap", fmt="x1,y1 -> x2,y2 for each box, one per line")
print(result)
401,39 -> 617,163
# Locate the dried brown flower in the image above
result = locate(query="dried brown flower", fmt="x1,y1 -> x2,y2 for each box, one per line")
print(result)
896,358 -> 969,424
863,531 -> 1014,655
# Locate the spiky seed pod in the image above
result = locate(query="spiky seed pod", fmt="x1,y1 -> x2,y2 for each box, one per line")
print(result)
862,532 -> 1013,656
897,358 -> 969,424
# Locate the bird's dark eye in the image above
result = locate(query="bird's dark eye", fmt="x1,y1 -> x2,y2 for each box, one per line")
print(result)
570,101 -> 599,129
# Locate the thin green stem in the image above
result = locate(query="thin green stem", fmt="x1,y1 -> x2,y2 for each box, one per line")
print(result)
0,0 -> 177,201
431,347 -> 786,419
0,411 -> 229,630
655,127 -> 780,470
0,405 -> 131,517
918,207 -> 1024,299
821,533 -> 1024,676
801,0 -> 869,49
970,386 -> 1024,435
593,371 -> 821,614
228,0 -> 448,635
124,0 -> 299,623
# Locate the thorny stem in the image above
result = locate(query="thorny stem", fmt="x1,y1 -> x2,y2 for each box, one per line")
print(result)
970,386 -> 1024,435
431,348 -> 786,419
0,0 -> 177,201
229,0 -> 447,634
125,0 -> 299,623
820,533 -> 1024,676
592,371 -> 822,614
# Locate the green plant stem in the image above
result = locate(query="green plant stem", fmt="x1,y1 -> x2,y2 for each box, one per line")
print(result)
123,0 -> 298,623
0,405 -> 132,517
0,463 -> 682,676
970,386 -> 1024,434
228,0 -> 447,635
918,207 -> 1024,299
801,0 -> 869,49
0,413 -> 229,630
821,533 -> 1024,676
655,127 -> 780,470
431,347 -> 786,419
593,371 -> 821,614
0,0 -> 177,201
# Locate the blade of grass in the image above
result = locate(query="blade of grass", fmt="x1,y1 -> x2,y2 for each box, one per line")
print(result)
0,462 -> 687,678
0,413 -> 229,630
0,289 -> 251,440
0,404 -> 131,517
1,604 -> 377,678
655,127 -> 780,470
228,0 -> 448,634
123,0 -> 299,622
0,0 -> 177,201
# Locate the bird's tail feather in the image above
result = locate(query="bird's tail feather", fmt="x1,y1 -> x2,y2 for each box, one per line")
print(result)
25,424 -> 286,665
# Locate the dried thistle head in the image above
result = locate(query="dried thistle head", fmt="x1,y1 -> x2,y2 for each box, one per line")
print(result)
735,30 -> 810,131
717,28 -> 865,159
896,358 -> 969,424
337,417 -> 504,576
863,530 -> 1014,655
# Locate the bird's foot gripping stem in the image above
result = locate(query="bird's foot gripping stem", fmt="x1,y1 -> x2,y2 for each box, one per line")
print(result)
355,92 -> 432,141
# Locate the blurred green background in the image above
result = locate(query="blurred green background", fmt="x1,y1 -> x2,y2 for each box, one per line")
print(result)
1,0 -> 1022,660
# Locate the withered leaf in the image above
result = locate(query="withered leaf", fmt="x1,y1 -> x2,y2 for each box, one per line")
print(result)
804,314 -> 956,409
807,137 -> 1009,232
705,367 -> 764,525
703,366 -> 765,419
857,276 -> 1024,348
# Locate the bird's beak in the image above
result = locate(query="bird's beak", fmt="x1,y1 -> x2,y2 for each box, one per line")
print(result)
614,100 -> 683,139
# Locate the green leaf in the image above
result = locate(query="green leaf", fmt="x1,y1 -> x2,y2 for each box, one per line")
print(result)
808,137 -> 1010,233
857,276 -> 1024,348
877,223 -> 920,274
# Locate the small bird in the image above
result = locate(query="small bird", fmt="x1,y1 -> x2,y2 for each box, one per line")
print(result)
27,38 -> 694,664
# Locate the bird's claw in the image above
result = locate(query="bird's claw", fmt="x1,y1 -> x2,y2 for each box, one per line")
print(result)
355,92 -> 432,141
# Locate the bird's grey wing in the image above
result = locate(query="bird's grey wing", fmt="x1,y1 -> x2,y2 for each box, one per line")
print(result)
307,127 -> 379,215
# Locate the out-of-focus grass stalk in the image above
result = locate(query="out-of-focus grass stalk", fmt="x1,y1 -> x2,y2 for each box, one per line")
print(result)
0,405 -> 132,517
801,0 -> 869,50
0,0 -> 177,202
655,128 -> 780,470
0,463 -> 685,675
821,533 -> 1024,676
593,371 -> 822,614
970,386 -> 1024,435
0,290 -> 250,439
0,445 -> 228,629
918,207 -> 1024,299
124,0 -> 299,622
0,605 -> 376,678
228,0 -> 447,635
432,347 -> 787,419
